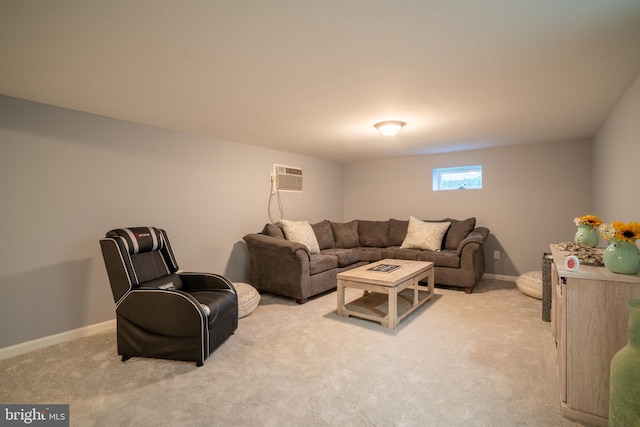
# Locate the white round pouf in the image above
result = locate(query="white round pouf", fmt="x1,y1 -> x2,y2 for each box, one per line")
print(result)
516,271 -> 543,300
234,282 -> 260,318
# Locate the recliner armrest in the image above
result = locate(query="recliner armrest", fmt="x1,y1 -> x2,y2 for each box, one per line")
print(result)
118,289 -> 207,336
179,272 -> 237,295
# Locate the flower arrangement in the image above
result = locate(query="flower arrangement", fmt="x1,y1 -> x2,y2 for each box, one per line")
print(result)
599,221 -> 640,243
573,214 -> 603,228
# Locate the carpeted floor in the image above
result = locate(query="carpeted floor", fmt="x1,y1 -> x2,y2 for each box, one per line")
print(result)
0,279 -> 581,426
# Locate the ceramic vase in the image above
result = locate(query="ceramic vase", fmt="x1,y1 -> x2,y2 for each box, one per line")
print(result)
603,238 -> 640,275
609,299 -> 640,426
574,224 -> 599,247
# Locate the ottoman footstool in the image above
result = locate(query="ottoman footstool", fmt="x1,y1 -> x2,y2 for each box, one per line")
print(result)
233,282 -> 261,318
516,271 -> 543,300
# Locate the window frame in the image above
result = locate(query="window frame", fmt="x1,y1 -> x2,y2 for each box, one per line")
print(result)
432,165 -> 483,191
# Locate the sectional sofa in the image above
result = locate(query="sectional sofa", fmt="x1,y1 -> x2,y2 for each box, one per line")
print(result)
243,217 -> 490,303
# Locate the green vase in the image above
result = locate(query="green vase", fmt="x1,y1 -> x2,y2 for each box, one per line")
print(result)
609,299 -> 640,426
574,224 -> 599,247
603,239 -> 640,275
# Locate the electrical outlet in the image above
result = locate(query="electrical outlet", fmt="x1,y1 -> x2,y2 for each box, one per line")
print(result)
493,250 -> 501,260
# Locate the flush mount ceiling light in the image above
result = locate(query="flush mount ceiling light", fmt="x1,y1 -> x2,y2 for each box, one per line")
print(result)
374,120 -> 406,137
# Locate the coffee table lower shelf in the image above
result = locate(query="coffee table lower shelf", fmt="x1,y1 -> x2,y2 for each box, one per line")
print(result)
336,260 -> 434,329
340,287 -> 434,328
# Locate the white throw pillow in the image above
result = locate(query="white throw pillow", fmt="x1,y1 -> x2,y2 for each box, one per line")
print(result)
280,220 -> 320,254
400,216 -> 451,252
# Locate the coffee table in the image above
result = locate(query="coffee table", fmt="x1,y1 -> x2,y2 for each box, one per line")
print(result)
336,259 -> 435,329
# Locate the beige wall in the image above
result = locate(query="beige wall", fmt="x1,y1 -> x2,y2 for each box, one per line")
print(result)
593,73 -> 640,222
0,95 -> 344,348
343,139 -> 592,277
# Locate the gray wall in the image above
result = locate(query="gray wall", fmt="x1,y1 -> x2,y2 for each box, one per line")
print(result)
2,70 -> 638,350
593,73 -> 640,221
0,95 -> 344,349
343,139 -> 592,277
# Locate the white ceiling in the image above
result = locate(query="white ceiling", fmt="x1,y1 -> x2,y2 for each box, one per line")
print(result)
1,1 -> 640,163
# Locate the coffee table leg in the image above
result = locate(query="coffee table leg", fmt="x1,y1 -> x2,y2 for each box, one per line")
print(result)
337,279 -> 345,317
387,288 -> 398,329
428,267 -> 434,294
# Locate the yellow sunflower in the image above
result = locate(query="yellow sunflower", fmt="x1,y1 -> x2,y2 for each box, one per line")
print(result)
600,221 -> 640,243
573,214 -> 603,228
612,221 -> 640,243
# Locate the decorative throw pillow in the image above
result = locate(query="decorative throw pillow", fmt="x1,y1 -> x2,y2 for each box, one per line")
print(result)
358,220 -> 390,247
443,217 -> 476,250
329,220 -> 360,248
280,219 -> 320,254
389,218 -> 409,246
262,223 -> 285,239
400,216 -> 451,252
310,220 -> 335,250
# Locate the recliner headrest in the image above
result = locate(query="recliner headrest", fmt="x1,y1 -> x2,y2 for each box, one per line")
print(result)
106,227 -> 164,254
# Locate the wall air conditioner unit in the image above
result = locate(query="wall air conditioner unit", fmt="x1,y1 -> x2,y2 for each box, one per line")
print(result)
274,164 -> 303,192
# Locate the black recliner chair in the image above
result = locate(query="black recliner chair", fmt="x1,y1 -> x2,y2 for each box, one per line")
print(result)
100,226 -> 238,366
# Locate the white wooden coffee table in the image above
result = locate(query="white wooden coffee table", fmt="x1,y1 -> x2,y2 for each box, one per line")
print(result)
336,259 -> 435,329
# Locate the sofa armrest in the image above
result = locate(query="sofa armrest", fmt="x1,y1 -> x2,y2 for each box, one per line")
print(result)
456,227 -> 490,254
452,226 -> 490,288
243,233 -> 310,257
242,233 -> 313,300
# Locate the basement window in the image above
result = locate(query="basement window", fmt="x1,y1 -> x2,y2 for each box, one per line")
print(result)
432,165 -> 482,191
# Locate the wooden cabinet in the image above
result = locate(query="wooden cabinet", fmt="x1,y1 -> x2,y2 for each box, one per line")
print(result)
550,245 -> 640,426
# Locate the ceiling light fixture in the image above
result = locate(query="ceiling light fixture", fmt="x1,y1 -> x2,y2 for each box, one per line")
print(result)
374,120 -> 406,137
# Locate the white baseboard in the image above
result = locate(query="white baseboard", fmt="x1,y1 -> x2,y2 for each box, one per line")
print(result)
0,319 -> 116,361
483,273 -> 518,282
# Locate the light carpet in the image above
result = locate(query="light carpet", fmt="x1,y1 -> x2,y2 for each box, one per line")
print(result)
0,279 -> 581,426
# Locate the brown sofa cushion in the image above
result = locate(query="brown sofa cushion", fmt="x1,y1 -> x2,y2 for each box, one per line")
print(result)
262,223 -> 285,239
443,217 -> 476,250
380,247 -> 420,260
309,253 -> 339,275
417,249 -> 461,268
330,221 -> 359,248
320,248 -> 360,267
355,247 -> 383,262
311,220 -> 335,250
389,219 -> 409,246
358,220 -> 390,247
